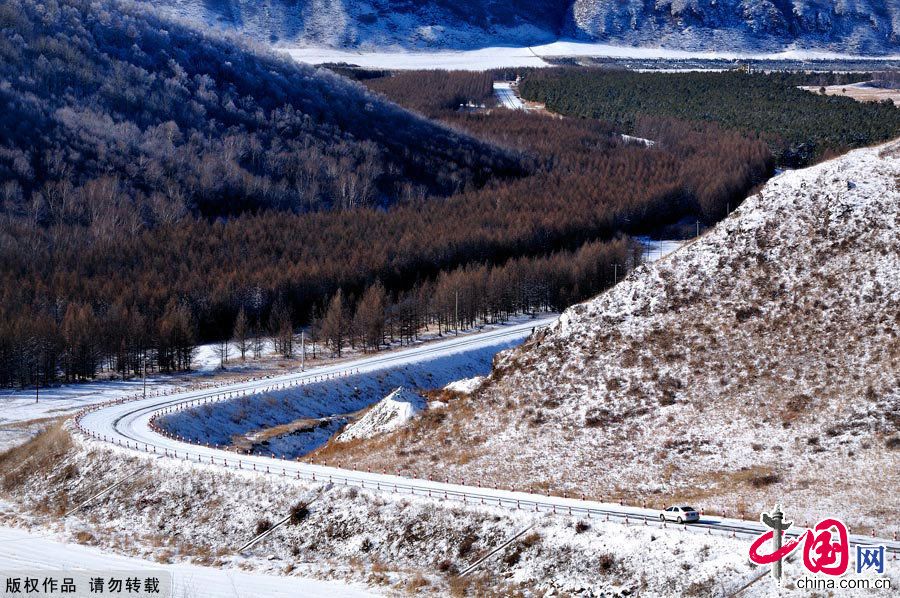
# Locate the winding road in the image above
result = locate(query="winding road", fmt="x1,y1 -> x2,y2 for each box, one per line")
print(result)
74,317 -> 900,555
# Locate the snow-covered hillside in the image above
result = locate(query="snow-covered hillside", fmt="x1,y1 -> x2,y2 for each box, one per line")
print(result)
0,435 -> 789,597
155,0 -> 900,54
158,338 -> 520,456
337,387 -> 426,442
154,0 -> 563,49
327,141 -> 900,535
569,0 -> 900,55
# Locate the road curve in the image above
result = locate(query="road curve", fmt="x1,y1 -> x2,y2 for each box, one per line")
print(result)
74,317 -> 900,553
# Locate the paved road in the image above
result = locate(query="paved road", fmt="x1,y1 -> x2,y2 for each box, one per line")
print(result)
75,316 -> 900,553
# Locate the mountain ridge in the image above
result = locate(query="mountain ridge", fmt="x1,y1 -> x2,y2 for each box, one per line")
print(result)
153,0 -> 900,54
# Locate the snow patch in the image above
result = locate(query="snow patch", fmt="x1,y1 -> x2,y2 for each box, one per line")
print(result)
337,387 -> 425,442
443,376 -> 485,394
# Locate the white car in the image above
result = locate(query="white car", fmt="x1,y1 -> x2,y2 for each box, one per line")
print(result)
659,506 -> 700,524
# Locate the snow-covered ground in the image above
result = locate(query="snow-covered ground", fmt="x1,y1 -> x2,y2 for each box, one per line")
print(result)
443,376 -> 485,394
0,440 -> 806,597
799,80 -> 900,106
0,378 -> 186,452
530,41 -> 900,61
5,435 -> 895,597
283,41 -> 900,71
283,45 -> 548,70
328,140 -> 900,538
493,81 -> 526,110
0,525 -> 375,598
637,236 -> 685,264
192,341 -> 279,373
336,387 -> 425,442
620,133 -> 655,147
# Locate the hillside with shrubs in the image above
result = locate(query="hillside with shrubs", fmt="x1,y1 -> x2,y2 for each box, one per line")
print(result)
320,141 -> 900,536
0,0 -> 522,221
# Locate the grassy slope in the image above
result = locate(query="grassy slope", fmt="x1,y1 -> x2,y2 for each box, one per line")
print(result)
315,141 -> 900,535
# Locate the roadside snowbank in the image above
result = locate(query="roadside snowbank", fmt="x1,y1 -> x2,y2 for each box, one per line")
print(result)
337,387 -> 425,442
443,376 -> 485,394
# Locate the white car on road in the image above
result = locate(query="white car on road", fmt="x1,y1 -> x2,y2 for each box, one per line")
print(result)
660,506 -> 700,524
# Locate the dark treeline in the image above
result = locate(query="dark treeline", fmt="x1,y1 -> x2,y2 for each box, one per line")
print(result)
518,69 -> 900,166
0,0 -> 524,224
0,230 -> 637,385
873,71 -> 900,89
366,71 -> 497,114
310,236 -> 638,358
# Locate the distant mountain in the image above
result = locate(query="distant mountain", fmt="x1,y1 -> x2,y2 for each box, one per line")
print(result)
154,0 -> 900,54
569,0 -> 900,55
155,0 -> 567,49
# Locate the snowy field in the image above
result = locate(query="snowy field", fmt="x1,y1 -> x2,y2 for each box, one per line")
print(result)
0,444 -> 783,597
0,525 -> 375,598
0,378 -> 187,452
283,45 -> 547,70
799,80 -> 900,106
283,41 -> 900,71
5,440 -> 894,597
493,81 -> 525,110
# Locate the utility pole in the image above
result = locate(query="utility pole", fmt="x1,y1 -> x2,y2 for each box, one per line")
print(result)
142,356 -> 147,401
696,220 -> 700,237
613,263 -> 625,286
301,330 -> 305,371
455,289 -> 459,336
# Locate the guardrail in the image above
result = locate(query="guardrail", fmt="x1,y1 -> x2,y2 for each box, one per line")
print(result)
69,350 -> 900,556
71,420 -> 900,555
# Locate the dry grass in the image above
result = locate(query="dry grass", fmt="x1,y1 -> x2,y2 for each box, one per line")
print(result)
307,393 -> 476,474
728,466 -> 782,490
73,530 -> 95,545
405,572 -> 429,593
0,422 -> 73,492
799,83 -> 900,106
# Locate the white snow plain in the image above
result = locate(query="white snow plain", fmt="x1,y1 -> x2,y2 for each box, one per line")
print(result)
0,526 -> 376,598
283,41 -> 900,71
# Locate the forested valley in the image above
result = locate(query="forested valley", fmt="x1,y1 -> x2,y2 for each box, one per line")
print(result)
0,0 -> 819,389
518,69 -> 900,166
